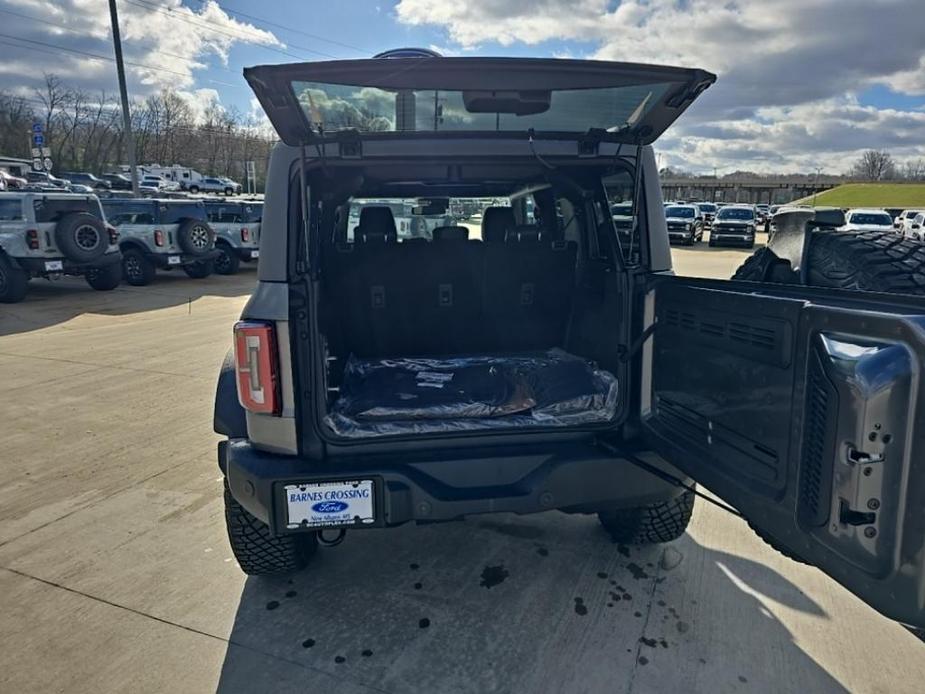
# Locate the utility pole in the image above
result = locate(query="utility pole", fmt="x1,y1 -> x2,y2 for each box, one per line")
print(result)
108,0 -> 139,195
812,166 -> 823,207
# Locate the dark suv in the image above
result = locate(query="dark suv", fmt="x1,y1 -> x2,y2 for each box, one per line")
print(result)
212,53 -> 925,630
60,172 -> 111,191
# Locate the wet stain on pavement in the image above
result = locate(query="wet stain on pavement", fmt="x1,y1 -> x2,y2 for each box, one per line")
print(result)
627,563 -> 649,580
301,639 -> 315,649
419,618 -> 431,629
334,656 -> 346,664
634,611 -> 643,618
285,590 -> 297,598
574,597 -> 588,616
638,656 -> 649,666
413,582 -> 423,590
265,600 -> 280,611
738,676 -> 748,683
597,572 -> 608,579
536,546 -> 549,557
639,637 -> 658,648
480,564 -> 509,588
362,649 -> 373,657
409,563 -> 420,570
616,544 -> 630,558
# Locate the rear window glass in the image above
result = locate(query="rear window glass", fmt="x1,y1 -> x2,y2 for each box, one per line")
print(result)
715,207 -> 754,221
665,206 -> 695,218
293,81 -> 670,134
33,197 -> 103,222
698,203 -> 716,212
0,199 -> 23,220
611,204 -> 632,216
242,204 -> 262,223
848,213 -> 892,226
159,203 -> 206,223
813,209 -> 846,226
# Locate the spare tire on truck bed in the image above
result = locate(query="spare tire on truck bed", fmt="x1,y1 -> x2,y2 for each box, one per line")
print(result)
733,229 -> 925,295
54,212 -> 107,264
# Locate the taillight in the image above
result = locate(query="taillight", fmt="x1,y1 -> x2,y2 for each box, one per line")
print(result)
107,225 -> 119,244
26,229 -> 39,250
233,321 -> 280,415
154,229 -> 165,246
240,227 -> 249,241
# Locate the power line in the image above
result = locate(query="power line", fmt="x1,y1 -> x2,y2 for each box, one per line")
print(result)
0,32 -> 247,91
0,6 -> 239,76
186,0 -> 369,55
123,0 -> 342,60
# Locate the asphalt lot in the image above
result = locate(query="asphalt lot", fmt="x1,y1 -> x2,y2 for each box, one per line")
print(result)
1,240 -> 923,694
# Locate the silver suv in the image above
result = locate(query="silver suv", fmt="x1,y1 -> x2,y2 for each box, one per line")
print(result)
102,198 -> 219,285
213,52 -> 925,630
203,200 -> 262,274
0,191 -> 122,302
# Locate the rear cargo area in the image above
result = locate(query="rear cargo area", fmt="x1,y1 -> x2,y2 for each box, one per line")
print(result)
317,201 -> 628,440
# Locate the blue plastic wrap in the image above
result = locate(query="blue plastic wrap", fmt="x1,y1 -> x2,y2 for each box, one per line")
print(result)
325,349 -> 618,438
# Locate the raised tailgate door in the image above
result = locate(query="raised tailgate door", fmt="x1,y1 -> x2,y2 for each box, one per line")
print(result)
639,276 -> 925,628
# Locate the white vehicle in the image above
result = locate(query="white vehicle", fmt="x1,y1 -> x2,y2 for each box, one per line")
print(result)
0,191 -> 122,301
140,174 -> 181,192
902,212 -> 924,241
894,209 -> 923,233
840,208 -> 895,232
132,164 -> 205,189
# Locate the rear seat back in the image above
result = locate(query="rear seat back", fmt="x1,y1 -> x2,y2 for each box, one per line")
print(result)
326,215 -> 576,357
481,206 -> 514,243
484,225 -> 576,350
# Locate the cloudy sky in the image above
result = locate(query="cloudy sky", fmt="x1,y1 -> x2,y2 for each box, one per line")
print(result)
1,0 -> 923,173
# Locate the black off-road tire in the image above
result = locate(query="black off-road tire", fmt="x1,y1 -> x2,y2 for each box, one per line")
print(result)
122,248 -> 156,286
183,260 -> 213,279
224,187 -> 233,196
176,219 -> 215,257
214,244 -> 240,275
0,253 -> 28,303
598,490 -> 695,544
55,212 -> 107,263
733,229 -> 925,295
224,480 -> 317,575
188,185 -> 200,194
85,262 -> 122,291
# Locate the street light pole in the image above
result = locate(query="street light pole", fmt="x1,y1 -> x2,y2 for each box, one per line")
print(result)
108,0 -> 139,195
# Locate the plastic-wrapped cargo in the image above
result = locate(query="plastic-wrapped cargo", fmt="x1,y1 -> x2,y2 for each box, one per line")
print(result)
325,349 -> 618,438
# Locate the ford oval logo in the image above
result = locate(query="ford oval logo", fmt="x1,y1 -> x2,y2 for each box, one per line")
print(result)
312,500 -> 348,514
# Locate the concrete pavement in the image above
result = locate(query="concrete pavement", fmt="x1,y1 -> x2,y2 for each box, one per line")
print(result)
1,254 -> 922,694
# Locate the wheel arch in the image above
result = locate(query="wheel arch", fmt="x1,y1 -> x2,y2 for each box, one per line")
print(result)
214,348 -> 247,439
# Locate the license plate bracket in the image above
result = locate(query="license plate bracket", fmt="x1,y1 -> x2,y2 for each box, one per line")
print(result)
283,479 -> 376,529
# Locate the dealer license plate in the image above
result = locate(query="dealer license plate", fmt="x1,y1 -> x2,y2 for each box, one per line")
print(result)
285,480 -> 375,529
250,250 -> 260,259
167,255 -> 182,265
44,260 -> 63,271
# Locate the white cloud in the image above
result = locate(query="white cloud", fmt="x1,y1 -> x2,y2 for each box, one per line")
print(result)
0,0 -> 282,110
395,0 -> 925,172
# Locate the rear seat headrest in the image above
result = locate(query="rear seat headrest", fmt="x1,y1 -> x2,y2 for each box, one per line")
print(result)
481,206 -> 515,243
432,225 -> 469,242
357,206 -> 398,243
505,225 -> 542,243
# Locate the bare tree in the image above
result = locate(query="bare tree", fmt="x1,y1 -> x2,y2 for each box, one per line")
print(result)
901,159 -> 925,181
851,150 -> 896,181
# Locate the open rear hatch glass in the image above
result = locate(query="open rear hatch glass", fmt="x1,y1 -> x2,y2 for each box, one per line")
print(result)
244,57 -> 715,145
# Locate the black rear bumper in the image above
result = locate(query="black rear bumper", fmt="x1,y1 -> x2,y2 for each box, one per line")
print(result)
15,250 -> 121,275
221,439 -> 687,535
150,248 -> 221,268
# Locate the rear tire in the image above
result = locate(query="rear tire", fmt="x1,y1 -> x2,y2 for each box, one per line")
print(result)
214,245 -> 240,275
0,254 -> 28,303
183,260 -> 213,279
224,480 -> 317,575
85,262 -> 122,291
597,490 -> 695,544
188,185 -> 200,194
122,248 -> 156,286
